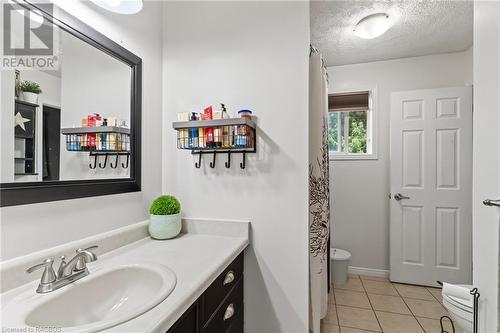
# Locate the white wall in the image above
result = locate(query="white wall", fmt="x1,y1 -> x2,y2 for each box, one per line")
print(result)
19,70 -> 61,108
0,0 -> 163,260
162,2 -> 310,332
328,50 -> 472,271
473,2 -> 499,332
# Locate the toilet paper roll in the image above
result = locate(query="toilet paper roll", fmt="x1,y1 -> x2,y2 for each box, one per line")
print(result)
442,282 -> 472,303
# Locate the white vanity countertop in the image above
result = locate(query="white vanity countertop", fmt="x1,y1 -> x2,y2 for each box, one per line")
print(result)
102,233 -> 248,332
0,218 -> 249,333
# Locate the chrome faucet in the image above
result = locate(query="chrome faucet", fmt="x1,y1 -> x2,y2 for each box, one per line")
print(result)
27,245 -> 98,293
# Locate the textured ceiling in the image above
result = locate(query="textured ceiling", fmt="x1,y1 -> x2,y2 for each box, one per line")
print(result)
311,0 -> 473,67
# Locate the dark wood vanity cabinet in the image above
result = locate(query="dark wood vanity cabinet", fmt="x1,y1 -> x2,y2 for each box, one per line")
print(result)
167,253 -> 244,333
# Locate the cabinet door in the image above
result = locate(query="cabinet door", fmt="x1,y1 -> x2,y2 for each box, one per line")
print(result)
167,303 -> 198,333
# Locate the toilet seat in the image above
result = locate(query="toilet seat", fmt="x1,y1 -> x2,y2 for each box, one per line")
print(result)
331,248 -> 351,261
442,284 -> 475,333
443,294 -> 473,313
443,296 -> 473,323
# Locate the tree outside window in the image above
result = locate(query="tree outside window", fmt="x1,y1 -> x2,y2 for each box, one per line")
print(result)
328,91 -> 372,158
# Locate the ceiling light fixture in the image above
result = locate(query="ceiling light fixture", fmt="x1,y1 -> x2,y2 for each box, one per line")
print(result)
90,0 -> 143,15
353,13 -> 393,39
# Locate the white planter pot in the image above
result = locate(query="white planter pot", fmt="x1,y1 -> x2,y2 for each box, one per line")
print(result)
22,92 -> 38,104
148,213 -> 182,240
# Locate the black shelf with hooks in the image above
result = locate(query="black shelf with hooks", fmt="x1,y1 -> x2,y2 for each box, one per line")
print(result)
172,118 -> 256,169
61,127 -> 131,169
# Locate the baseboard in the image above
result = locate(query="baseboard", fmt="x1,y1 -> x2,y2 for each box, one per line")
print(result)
348,266 -> 389,278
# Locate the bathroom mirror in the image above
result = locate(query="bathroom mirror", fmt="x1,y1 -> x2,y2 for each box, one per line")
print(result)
0,1 -> 142,206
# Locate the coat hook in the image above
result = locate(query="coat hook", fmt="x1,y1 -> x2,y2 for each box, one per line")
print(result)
210,152 -> 217,168
121,154 -> 130,168
89,154 -> 97,169
99,153 -> 108,168
225,152 -> 231,168
240,152 -> 246,169
195,153 -> 202,168
110,154 -> 119,169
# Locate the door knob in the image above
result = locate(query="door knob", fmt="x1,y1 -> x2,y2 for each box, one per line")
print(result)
394,193 -> 410,201
483,199 -> 500,207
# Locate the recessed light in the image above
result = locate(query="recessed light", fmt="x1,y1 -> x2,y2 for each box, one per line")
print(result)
353,13 -> 393,39
90,0 -> 143,15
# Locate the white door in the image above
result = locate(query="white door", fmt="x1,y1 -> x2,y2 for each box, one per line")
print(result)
390,86 -> 472,287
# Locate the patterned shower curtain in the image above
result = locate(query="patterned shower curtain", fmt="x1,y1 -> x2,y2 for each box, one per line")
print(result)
309,47 -> 330,333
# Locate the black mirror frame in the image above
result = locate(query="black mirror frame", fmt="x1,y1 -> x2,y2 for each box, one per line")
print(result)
0,1 -> 142,207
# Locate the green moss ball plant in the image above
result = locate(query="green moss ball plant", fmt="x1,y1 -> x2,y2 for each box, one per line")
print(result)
148,195 -> 182,240
149,195 -> 181,215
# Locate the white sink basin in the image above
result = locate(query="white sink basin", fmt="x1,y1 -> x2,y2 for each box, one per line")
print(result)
2,263 -> 176,332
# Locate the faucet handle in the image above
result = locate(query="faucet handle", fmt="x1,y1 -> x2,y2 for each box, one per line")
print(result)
76,245 -> 98,254
56,255 -> 67,278
75,245 -> 98,271
26,258 -> 56,284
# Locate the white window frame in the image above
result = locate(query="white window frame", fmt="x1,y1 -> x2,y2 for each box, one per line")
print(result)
328,87 -> 378,161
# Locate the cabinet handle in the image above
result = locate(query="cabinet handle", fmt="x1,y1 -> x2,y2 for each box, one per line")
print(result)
223,271 -> 235,286
223,303 -> 235,321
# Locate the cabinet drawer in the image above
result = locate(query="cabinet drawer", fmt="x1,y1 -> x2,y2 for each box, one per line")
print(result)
203,279 -> 243,333
202,254 -> 243,324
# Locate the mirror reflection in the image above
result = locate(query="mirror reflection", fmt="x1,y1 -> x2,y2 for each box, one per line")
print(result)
1,9 -> 131,183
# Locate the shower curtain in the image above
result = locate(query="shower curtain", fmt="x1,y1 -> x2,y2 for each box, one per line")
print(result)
309,47 -> 330,333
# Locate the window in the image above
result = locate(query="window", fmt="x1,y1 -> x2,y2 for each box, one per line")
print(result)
328,91 -> 376,159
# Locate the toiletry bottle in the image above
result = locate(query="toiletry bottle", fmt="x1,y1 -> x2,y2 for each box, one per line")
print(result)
189,112 -> 199,148
87,113 -> 102,150
96,117 -> 102,151
108,117 -> 117,150
70,125 -> 77,151
221,104 -> 231,148
236,110 -> 252,147
197,113 -> 205,148
81,117 -> 88,150
213,107 -> 222,148
177,112 -> 190,148
120,120 -> 129,151
239,110 -> 253,149
101,118 -> 108,151
204,106 -> 214,148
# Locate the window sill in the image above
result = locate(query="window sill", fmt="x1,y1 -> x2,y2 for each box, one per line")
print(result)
329,153 -> 378,161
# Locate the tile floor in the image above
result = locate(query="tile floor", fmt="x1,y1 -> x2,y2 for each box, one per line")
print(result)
321,274 -> 462,333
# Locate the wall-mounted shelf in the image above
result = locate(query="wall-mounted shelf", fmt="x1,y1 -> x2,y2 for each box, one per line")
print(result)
14,101 -> 36,176
15,100 -> 39,108
172,118 -> 256,169
173,118 -> 256,130
61,126 -> 131,169
61,126 -> 130,135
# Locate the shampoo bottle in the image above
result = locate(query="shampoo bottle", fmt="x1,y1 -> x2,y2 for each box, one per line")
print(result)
221,104 -> 231,148
189,112 -> 199,148
204,106 -> 214,148
101,118 -> 108,151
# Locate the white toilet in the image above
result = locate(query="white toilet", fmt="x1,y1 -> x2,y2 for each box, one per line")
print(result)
442,284 -> 474,333
330,248 -> 351,285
